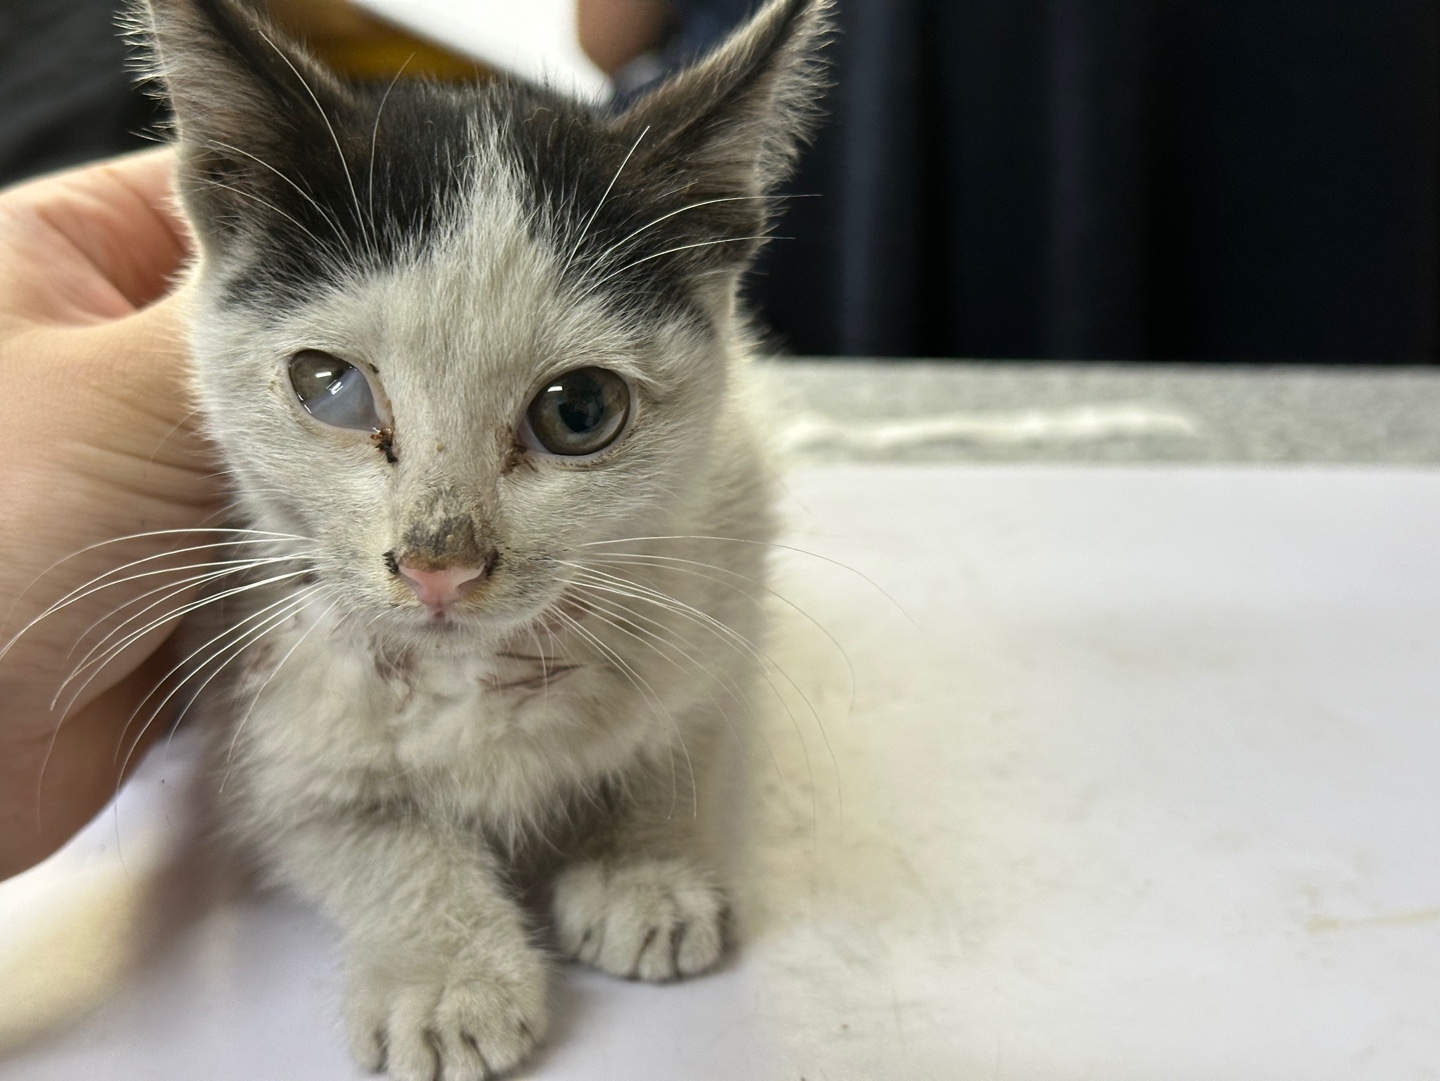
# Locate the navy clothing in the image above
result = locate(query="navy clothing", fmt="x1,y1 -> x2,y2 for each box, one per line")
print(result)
667,0 -> 761,64
667,0 -> 1440,362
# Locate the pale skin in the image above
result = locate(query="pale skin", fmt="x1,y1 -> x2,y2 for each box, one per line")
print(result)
576,0 -> 675,74
0,149 -> 221,880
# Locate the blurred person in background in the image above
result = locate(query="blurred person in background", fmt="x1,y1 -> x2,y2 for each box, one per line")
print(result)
2,0 -> 1438,359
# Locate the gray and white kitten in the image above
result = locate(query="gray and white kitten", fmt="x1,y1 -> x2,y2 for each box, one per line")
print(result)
136,0 -> 827,1077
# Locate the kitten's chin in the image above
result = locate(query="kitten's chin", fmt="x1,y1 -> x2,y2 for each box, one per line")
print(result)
373,599 -> 560,653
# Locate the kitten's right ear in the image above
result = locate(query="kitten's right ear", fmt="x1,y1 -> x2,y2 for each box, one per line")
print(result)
610,0 -> 832,274
130,0 -> 356,242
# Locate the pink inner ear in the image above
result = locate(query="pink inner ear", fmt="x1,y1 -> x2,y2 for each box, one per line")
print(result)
397,563 -> 487,612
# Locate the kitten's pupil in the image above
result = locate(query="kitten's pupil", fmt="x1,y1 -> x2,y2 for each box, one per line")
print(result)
556,376 -> 603,433
527,367 -> 629,456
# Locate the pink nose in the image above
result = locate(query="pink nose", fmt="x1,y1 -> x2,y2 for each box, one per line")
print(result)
397,563 -> 487,613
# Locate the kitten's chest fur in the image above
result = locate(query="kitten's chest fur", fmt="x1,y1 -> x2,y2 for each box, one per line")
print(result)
384,646 -> 565,735
385,647 -> 634,780
223,610 -> 654,834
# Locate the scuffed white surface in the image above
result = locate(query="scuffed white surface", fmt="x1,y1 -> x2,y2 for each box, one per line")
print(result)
351,0 -> 611,99
5,464 -> 1440,1079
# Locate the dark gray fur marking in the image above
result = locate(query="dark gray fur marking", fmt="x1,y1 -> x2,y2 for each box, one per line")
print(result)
141,0 -> 829,319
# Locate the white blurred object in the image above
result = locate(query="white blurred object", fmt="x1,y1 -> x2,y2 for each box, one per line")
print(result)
776,403 -> 1200,456
352,0 -> 611,99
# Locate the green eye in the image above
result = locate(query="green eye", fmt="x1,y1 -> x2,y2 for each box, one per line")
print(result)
288,350 -> 382,432
524,367 -> 631,457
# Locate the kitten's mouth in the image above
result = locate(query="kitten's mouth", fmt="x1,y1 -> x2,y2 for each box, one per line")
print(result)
383,601 -> 477,636
410,606 -> 477,633
388,591 -> 583,641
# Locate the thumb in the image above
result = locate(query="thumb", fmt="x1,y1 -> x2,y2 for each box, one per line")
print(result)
105,286 -> 193,396
61,287 -> 221,491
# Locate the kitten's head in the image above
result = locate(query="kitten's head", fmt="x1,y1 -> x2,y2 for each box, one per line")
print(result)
138,0 -> 828,644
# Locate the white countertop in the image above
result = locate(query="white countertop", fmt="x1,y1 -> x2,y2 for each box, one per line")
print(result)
5,459 -> 1440,1079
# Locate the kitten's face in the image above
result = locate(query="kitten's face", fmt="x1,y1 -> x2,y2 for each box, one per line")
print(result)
204,152 -> 728,641
144,0 -> 826,644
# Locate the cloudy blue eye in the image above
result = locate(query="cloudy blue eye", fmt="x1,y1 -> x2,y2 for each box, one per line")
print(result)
524,367 -> 631,457
288,350 -> 382,431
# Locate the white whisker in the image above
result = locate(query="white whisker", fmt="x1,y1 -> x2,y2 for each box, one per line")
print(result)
1,528 -> 308,632
205,139 -> 354,257
560,562 -> 831,822
575,590 -> 764,736
52,568 -> 316,718
46,547 -> 311,622
561,125 -> 650,279
581,194 -> 767,277
116,587 -> 322,789
572,589 -> 792,796
195,177 -> 333,253
221,595 -> 339,793
553,607 -> 696,819
367,55 -> 414,235
67,555 -> 310,663
581,533 -> 917,628
586,550 -> 857,721
112,585 -> 321,766
584,235 -> 784,294
256,29 -> 372,257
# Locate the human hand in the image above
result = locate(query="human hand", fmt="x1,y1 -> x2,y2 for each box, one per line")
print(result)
0,149 -> 222,879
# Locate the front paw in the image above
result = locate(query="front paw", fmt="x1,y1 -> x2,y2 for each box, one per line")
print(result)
551,857 -> 731,982
345,946 -> 548,1081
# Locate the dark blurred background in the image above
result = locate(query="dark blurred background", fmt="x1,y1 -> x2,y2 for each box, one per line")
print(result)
7,0 -> 1438,363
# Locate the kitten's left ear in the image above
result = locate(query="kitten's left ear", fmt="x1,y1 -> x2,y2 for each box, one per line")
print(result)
132,0 -> 359,248
615,0 -> 833,264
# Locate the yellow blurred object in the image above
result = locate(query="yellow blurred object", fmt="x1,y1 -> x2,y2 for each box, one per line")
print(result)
262,0 -> 495,82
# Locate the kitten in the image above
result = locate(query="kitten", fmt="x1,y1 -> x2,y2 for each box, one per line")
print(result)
135,0 -> 829,1076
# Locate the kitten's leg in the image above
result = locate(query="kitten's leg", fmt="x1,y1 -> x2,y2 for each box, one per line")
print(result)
274,815 -> 546,1081
550,756 -> 731,983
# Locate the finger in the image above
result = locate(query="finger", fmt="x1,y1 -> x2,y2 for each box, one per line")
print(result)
16,288 -> 192,401
8,288 -> 220,489
41,149 -> 190,311
0,148 -> 190,319
67,290 -> 221,480
0,644 -> 189,879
